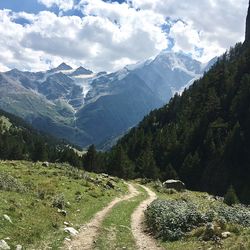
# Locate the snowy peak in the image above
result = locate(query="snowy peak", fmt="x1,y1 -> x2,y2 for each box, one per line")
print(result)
55,62 -> 73,71
71,66 -> 93,77
152,51 -> 202,74
52,62 -> 73,71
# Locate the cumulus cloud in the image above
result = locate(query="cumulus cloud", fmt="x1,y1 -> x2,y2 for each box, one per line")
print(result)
132,0 -> 248,62
38,0 -> 74,11
0,0 -> 248,72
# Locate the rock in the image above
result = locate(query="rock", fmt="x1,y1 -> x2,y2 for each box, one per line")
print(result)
101,173 -> 109,178
163,179 -> 185,191
64,221 -> 70,226
16,245 -> 22,250
0,240 -> 10,250
221,232 -> 231,239
65,237 -> 71,242
58,209 -> 67,216
3,215 -> 12,224
42,162 -> 49,167
64,227 -> 79,236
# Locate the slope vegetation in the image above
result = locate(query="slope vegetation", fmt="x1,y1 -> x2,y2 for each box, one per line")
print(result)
111,41 -> 250,203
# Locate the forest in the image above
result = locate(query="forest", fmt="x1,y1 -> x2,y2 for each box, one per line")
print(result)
0,109 -> 82,167
83,41 -> 250,204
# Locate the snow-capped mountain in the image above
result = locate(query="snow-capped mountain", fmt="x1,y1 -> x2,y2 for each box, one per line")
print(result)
0,52 -> 216,148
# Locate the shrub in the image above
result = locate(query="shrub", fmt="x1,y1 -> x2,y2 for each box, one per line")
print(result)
145,199 -> 205,241
214,204 -> 250,227
145,198 -> 250,242
52,193 -> 65,209
224,185 -> 239,206
0,172 -> 26,192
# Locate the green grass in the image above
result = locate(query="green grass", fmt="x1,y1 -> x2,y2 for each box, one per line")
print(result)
146,182 -> 250,250
95,185 -> 147,250
0,161 -> 127,249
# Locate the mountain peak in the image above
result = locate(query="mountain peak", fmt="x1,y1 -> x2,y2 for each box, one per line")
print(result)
56,62 -> 73,71
245,1 -> 250,43
70,66 -> 93,76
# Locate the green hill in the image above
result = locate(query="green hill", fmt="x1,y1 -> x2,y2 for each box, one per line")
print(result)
0,161 -> 127,249
105,7 -> 250,204
0,109 -> 82,168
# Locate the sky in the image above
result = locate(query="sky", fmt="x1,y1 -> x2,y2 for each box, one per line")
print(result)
0,0 -> 248,72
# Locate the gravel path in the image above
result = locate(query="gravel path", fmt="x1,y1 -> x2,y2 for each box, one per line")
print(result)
131,185 -> 164,250
64,183 -> 139,250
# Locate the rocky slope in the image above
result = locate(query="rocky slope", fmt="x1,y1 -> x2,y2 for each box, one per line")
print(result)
0,53 -> 215,148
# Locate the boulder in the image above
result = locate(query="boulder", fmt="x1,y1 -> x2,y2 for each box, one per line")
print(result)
42,162 -> 49,167
64,227 -> 79,236
221,232 -> 231,239
0,240 -> 10,250
163,179 -> 185,191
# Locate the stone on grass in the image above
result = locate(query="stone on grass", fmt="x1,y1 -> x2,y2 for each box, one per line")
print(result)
42,162 -> 49,167
16,245 -> 22,250
163,179 -> 185,191
3,215 -> 12,224
0,240 -> 10,250
221,232 -> 231,239
64,227 -> 79,236
58,209 -> 67,216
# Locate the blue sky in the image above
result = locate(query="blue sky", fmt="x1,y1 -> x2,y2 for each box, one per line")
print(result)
0,0 -> 248,72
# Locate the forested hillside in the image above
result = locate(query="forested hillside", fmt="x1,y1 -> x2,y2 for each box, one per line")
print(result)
103,36 -> 250,203
0,109 -> 82,167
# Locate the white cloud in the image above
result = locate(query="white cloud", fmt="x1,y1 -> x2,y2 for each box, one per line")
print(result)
0,0 -> 248,72
132,0 -> 249,62
38,0 -> 74,11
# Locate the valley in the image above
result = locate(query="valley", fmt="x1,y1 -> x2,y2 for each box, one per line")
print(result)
1,1 -> 250,250
0,53 -> 215,149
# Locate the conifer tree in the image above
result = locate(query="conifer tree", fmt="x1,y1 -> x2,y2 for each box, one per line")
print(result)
224,185 -> 239,206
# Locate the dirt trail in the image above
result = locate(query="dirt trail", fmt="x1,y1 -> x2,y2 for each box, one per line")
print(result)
64,183 -> 139,250
131,185 -> 164,250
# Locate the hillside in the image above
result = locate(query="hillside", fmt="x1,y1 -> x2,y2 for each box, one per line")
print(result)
106,9 -> 250,203
0,109 -> 82,168
1,161 -> 250,250
0,161 -> 127,249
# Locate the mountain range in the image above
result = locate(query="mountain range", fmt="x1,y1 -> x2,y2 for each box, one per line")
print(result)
0,52 -> 216,148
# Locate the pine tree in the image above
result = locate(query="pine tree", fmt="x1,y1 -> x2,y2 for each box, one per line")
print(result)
224,185 -> 239,206
137,148 -> 159,180
84,145 -> 98,172
108,145 -> 135,179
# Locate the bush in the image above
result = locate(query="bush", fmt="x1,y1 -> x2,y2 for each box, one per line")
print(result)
215,204 -> 250,227
52,193 -> 65,209
224,185 -> 239,206
145,198 -> 250,242
0,172 -> 26,192
145,199 -> 205,241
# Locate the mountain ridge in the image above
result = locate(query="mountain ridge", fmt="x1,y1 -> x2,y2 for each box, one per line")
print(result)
0,52 -> 216,148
